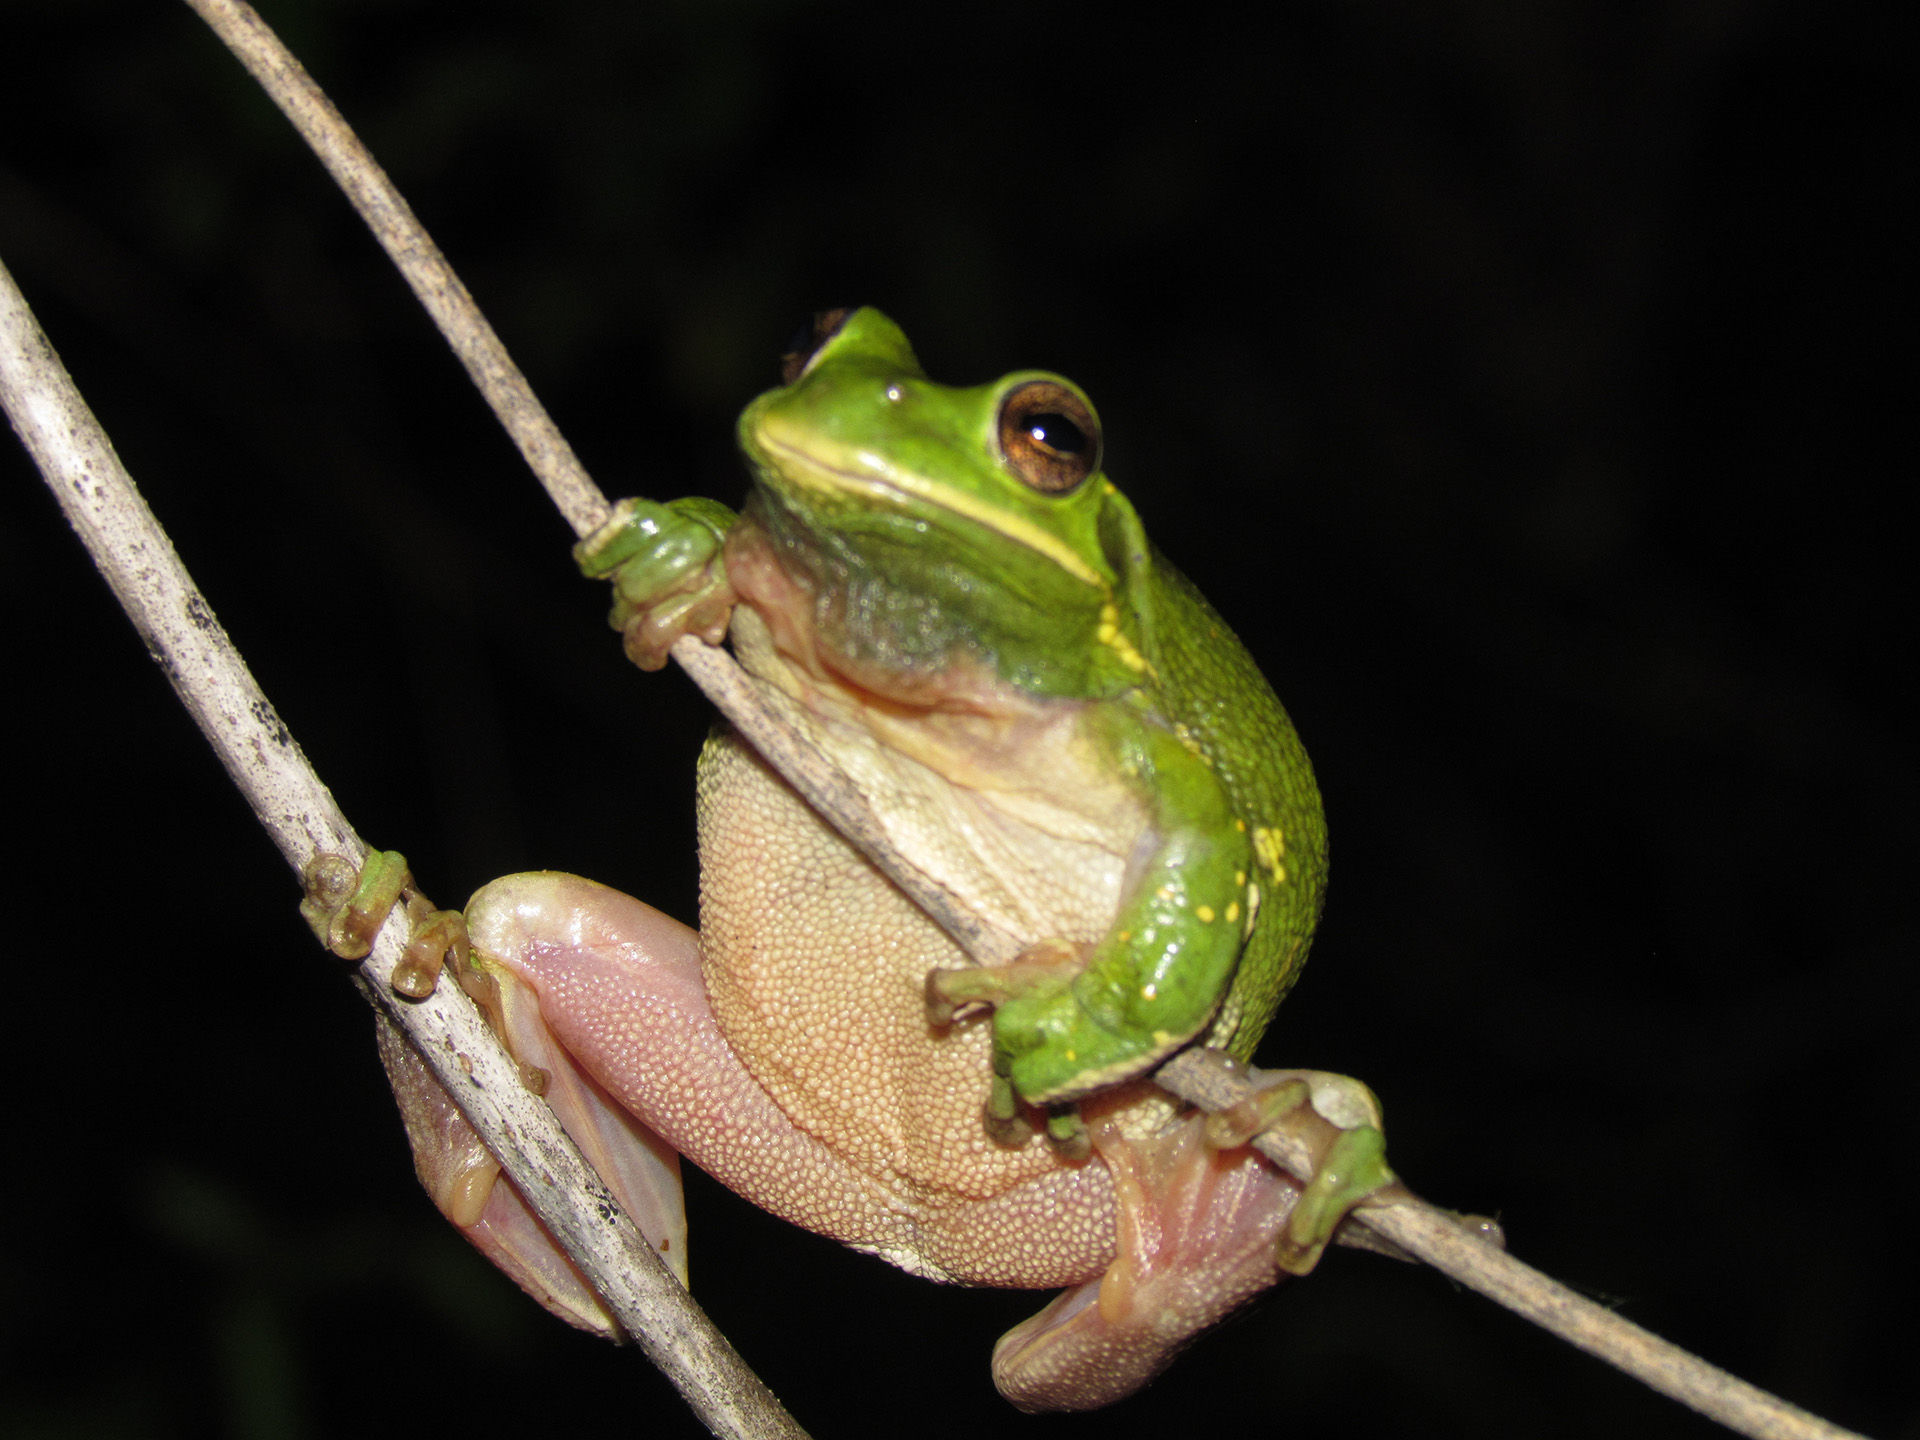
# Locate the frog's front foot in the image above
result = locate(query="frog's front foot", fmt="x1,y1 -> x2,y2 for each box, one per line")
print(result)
575,495 -> 738,670
924,938 -> 1086,1022
927,942 -> 1091,1155
1203,1067 -> 1401,1274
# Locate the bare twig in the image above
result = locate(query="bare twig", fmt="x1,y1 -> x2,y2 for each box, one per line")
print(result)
0,253 -> 808,1440
179,0 -> 608,539
96,5 -> 1866,1439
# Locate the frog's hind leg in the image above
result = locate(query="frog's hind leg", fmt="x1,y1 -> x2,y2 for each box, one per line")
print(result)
462,873 -> 942,1272
378,872 -> 694,1334
991,1115 -> 1299,1412
378,1014 -> 636,1336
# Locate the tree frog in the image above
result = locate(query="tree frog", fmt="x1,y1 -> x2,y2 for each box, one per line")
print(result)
346,308 -> 1394,1410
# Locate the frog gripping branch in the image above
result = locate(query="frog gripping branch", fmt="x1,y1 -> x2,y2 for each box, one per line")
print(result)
19,9 -> 1868,1434
367,307 -> 1397,1409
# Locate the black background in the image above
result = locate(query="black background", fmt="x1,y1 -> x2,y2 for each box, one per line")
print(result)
0,2 -> 1910,1437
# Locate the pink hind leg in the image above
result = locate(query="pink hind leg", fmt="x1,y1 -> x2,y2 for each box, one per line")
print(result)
992,1116 -> 1299,1411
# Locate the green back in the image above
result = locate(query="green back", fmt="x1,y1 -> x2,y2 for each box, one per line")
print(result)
1140,555 -> 1328,1059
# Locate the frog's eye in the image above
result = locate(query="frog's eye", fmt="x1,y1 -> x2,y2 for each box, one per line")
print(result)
998,381 -> 1101,495
779,308 -> 855,384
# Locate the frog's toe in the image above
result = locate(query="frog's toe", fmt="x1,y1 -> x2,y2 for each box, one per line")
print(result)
301,848 -> 411,961
990,1115 -> 1296,1412
1202,1067 -> 1399,1276
924,940 -> 1084,1024
391,906 -> 467,998
300,848 -> 469,999
1045,1106 -> 1091,1161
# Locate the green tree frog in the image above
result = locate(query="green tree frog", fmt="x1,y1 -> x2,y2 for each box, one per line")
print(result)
355,308 -> 1394,1410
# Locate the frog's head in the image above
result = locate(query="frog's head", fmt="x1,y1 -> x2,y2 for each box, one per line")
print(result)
733,307 -> 1149,700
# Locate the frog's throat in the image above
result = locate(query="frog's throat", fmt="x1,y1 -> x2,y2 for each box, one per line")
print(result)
726,529 -> 1037,718
754,431 -> 1109,590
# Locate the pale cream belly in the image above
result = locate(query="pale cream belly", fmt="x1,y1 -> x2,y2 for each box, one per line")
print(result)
694,730 -> 1175,1286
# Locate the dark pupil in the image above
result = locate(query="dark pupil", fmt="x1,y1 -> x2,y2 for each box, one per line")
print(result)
1025,412 -> 1086,456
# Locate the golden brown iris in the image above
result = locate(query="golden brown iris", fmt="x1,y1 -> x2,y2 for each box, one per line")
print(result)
998,380 -> 1100,494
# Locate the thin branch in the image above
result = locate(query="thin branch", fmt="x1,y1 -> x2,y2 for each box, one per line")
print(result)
0,253 -> 808,1440
178,0 -> 608,539
180,0 -> 1025,964
117,6 -> 1867,1439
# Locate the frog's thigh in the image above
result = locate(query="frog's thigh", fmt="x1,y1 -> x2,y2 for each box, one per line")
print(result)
991,1117 -> 1299,1413
465,871 -> 942,1272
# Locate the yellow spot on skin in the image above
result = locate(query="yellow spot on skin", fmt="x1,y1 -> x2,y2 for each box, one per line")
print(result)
1098,602 -> 1154,675
1107,634 -> 1150,673
1235,871 -> 1246,886
1235,819 -> 1247,832
1152,1030 -> 1175,1045
1065,1049 -> 1078,1062
1195,905 -> 1216,923
1118,930 -> 1132,942
1226,901 -> 1240,923
1253,826 -> 1287,884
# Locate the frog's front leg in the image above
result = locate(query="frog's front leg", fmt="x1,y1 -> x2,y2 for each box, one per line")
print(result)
929,714 -> 1255,1117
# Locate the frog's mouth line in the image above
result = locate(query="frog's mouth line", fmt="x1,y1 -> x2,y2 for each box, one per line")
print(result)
754,430 -> 1108,590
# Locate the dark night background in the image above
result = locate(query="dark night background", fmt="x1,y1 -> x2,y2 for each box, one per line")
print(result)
0,1 -> 1910,1437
